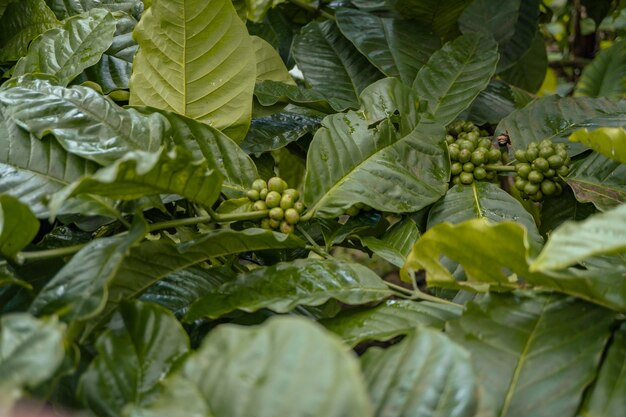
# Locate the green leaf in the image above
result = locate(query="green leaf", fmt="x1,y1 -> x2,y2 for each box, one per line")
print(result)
412,34 -> 499,126
500,31 -> 548,93
78,301 -> 189,417
129,0 -> 256,142
251,35 -> 293,84
241,111 -> 322,155
335,8 -> 441,85
133,316 -> 373,417
0,0 -> 59,63
49,147 -> 223,215
45,0 -> 144,19
497,0 -> 540,72
531,204 -> 626,271
304,80 -> 449,218
0,105 -> 98,217
13,9 -> 117,86
254,80 -> 351,113
539,187 -> 597,236
244,0 -> 294,23
321,299 -> 461,346
319,211 -> 387,249
570,127 -> 626,163
427,183 -> 542,245
566,151 -> 626,211
358,218 -> 420,267
0,196 -> 39,260
391,0 -> 472,40
578,322 -> 626,417
447,292 -> 614,417
0,0 -> 18,17
462,79 -> 517,125
185,259 -> 392,320
0,314 -> 66,410
0,77 -> 166,165
575,40 -> 626,99
496,96 -> 626,157
29,219 -> 147,321
292,20 -> 383,109
362,328 -> 479,417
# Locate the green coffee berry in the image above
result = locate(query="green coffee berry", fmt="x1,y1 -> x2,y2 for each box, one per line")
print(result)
524,182 -> 540,195
514,149 -> 527,162
544,168 -> 556,178
259,188 -> 268,200
260,218 -> 272,230
280,221 -> 295,234
451,162 -> 463,175
463,162 -> 475,173
478,138 -> 492,149
460,172 -> 474,184
515,177 -> 527,191
532,158 -> 549,172
528,170 -> 544,184
458,149 -> 471,163
539,146 -> 555,159
283,188 -> 300,201
487,148 -> 501,163
247,189 -> 260,201
252,179 -> 267,192
516,163 -> 532,179
345,206 -> 360,216
547,155 -> 564,169
541,180 -> 556,196
265,191 -> 282,208
452,176 -> 461,185
471,150 -> 486,165
280,194 -> 295,210
474,167 -> 487,180
269,218 -> 281,229
284,208 -> 300,225
448,146 -> 460,161
269,207 -> 284,221
294,202 -> 305,214
557,165 -> 570,176
253,200 -> 268,211
525,147 -> 539,161
268,177 -> 286,193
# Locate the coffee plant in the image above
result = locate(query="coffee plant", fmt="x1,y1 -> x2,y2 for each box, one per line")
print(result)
0,0 -> 625,416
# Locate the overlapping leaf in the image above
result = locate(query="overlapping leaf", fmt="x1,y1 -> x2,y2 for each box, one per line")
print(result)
362,328 -> 479,417
461,79 -> 517,125
13,9 -> 116,86
570,127 -> 626,163
254,80 -> 351,113
185,259 -> 392,320
241,111 -> 322,155
251,35 -> 293,84
78,301 -> 189,417
447,293 -> 614,417
0,77 -> 165,165
391,0 -> 472,40
46,0 -> 144,19
575,39 -> 626,99
412,33 -> 499,125
358,218 -> 420,267
500,32 -> 548,93
321,300 -> 461,346
130,0 -> 256,142
335,8 -> 441,85
0,196 -> 39,260
566,151 -> 626,210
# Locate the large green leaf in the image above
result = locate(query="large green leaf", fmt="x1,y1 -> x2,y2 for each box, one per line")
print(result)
29,219 -> 147,321
241,111 -> 322,155
0,0 -> 18,17
292,20 -> 383,109
566,151 -> 626,211
335,8 -> 441,85
577,322 -> 626,417
496,96 -> 626,157
304,79 -> 448,218
403,219 -> 626,312
78,301 -> 189,417
46,0 -> 144,19
539,186 -> 597,236
0,196 -> 39,260
254,80 -> 351,113
251,35 -> 293,84
0,0 -> 59,63
575,40 -> 626,99
0,105 -> 98,217
361,328 -> 479,417
497,0 -> 540,72
185,258 -> 392,321
531,204 -> 626,271
447,293 -> 614,417
500,31 -> 547,93
570,127 -> 626,164
0,314 -> 66,411
427,183 -> 542,244
321,299 -> 461,346
129,0 -> 256,142
461,79 -> 517,125
412,33 -> 499,125
358,217 -> 420,267
13,9 -> 116,86
390,0 -> 472,40
49,147 -> 223,215
133,317 -> 373,417
0,77 -> 166,165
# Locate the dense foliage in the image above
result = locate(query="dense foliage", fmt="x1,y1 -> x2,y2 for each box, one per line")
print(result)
0,0 -> 625,416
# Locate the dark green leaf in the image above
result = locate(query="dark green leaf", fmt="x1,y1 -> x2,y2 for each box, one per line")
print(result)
321,299 -> 461,346
46,0 -> 144,19
391,0 -> 472,40
185,258 -> 392,321
320,211 -> 386,249
254,80 -> 351,113
335,8 -> 441,85
292,20 -> 383,109
539,187 -> 597,236
500,31 -> 547,93
496,0 -> 540,72
0,195 -> 39,260
78,301 -> 189,417
359,217 -> 420,267
447,293 -> 614,417
575,39 -> 626,99
566,151 -> 626,210
13,9 -> 116,86
241,111 -> 322,155
412,34 -> 499,125
461,79 -> 517,125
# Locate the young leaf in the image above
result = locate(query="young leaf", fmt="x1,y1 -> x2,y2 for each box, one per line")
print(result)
447,292 -> 614,417
0,196 -> 39,260
358,217 -> 420,267
78,301 -> 190,417
13,9 -> 117,86
0,77 -> 166,165
531,204 -> 626,271
577,322 -> 626,416
321,299 -> 461,346
251,35 -> 293,84
0,0 -> 59,62
412,33 -> 499,126
570,127 -> 626,164
134,317 -> 373,417
566,151 -> 626,211
185,259 -> 393,321
129,0 -> 256,142
575,39 -> 626,99
335,8 -> 441,85
292,20 -> 383,109
49,147 -> 223,216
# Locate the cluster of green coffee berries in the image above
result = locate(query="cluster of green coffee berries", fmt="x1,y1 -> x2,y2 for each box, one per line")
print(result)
247,177 -> 304,234
446,120 -> 501,185
344,203 -> 372,217
513,140 -> 571,201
